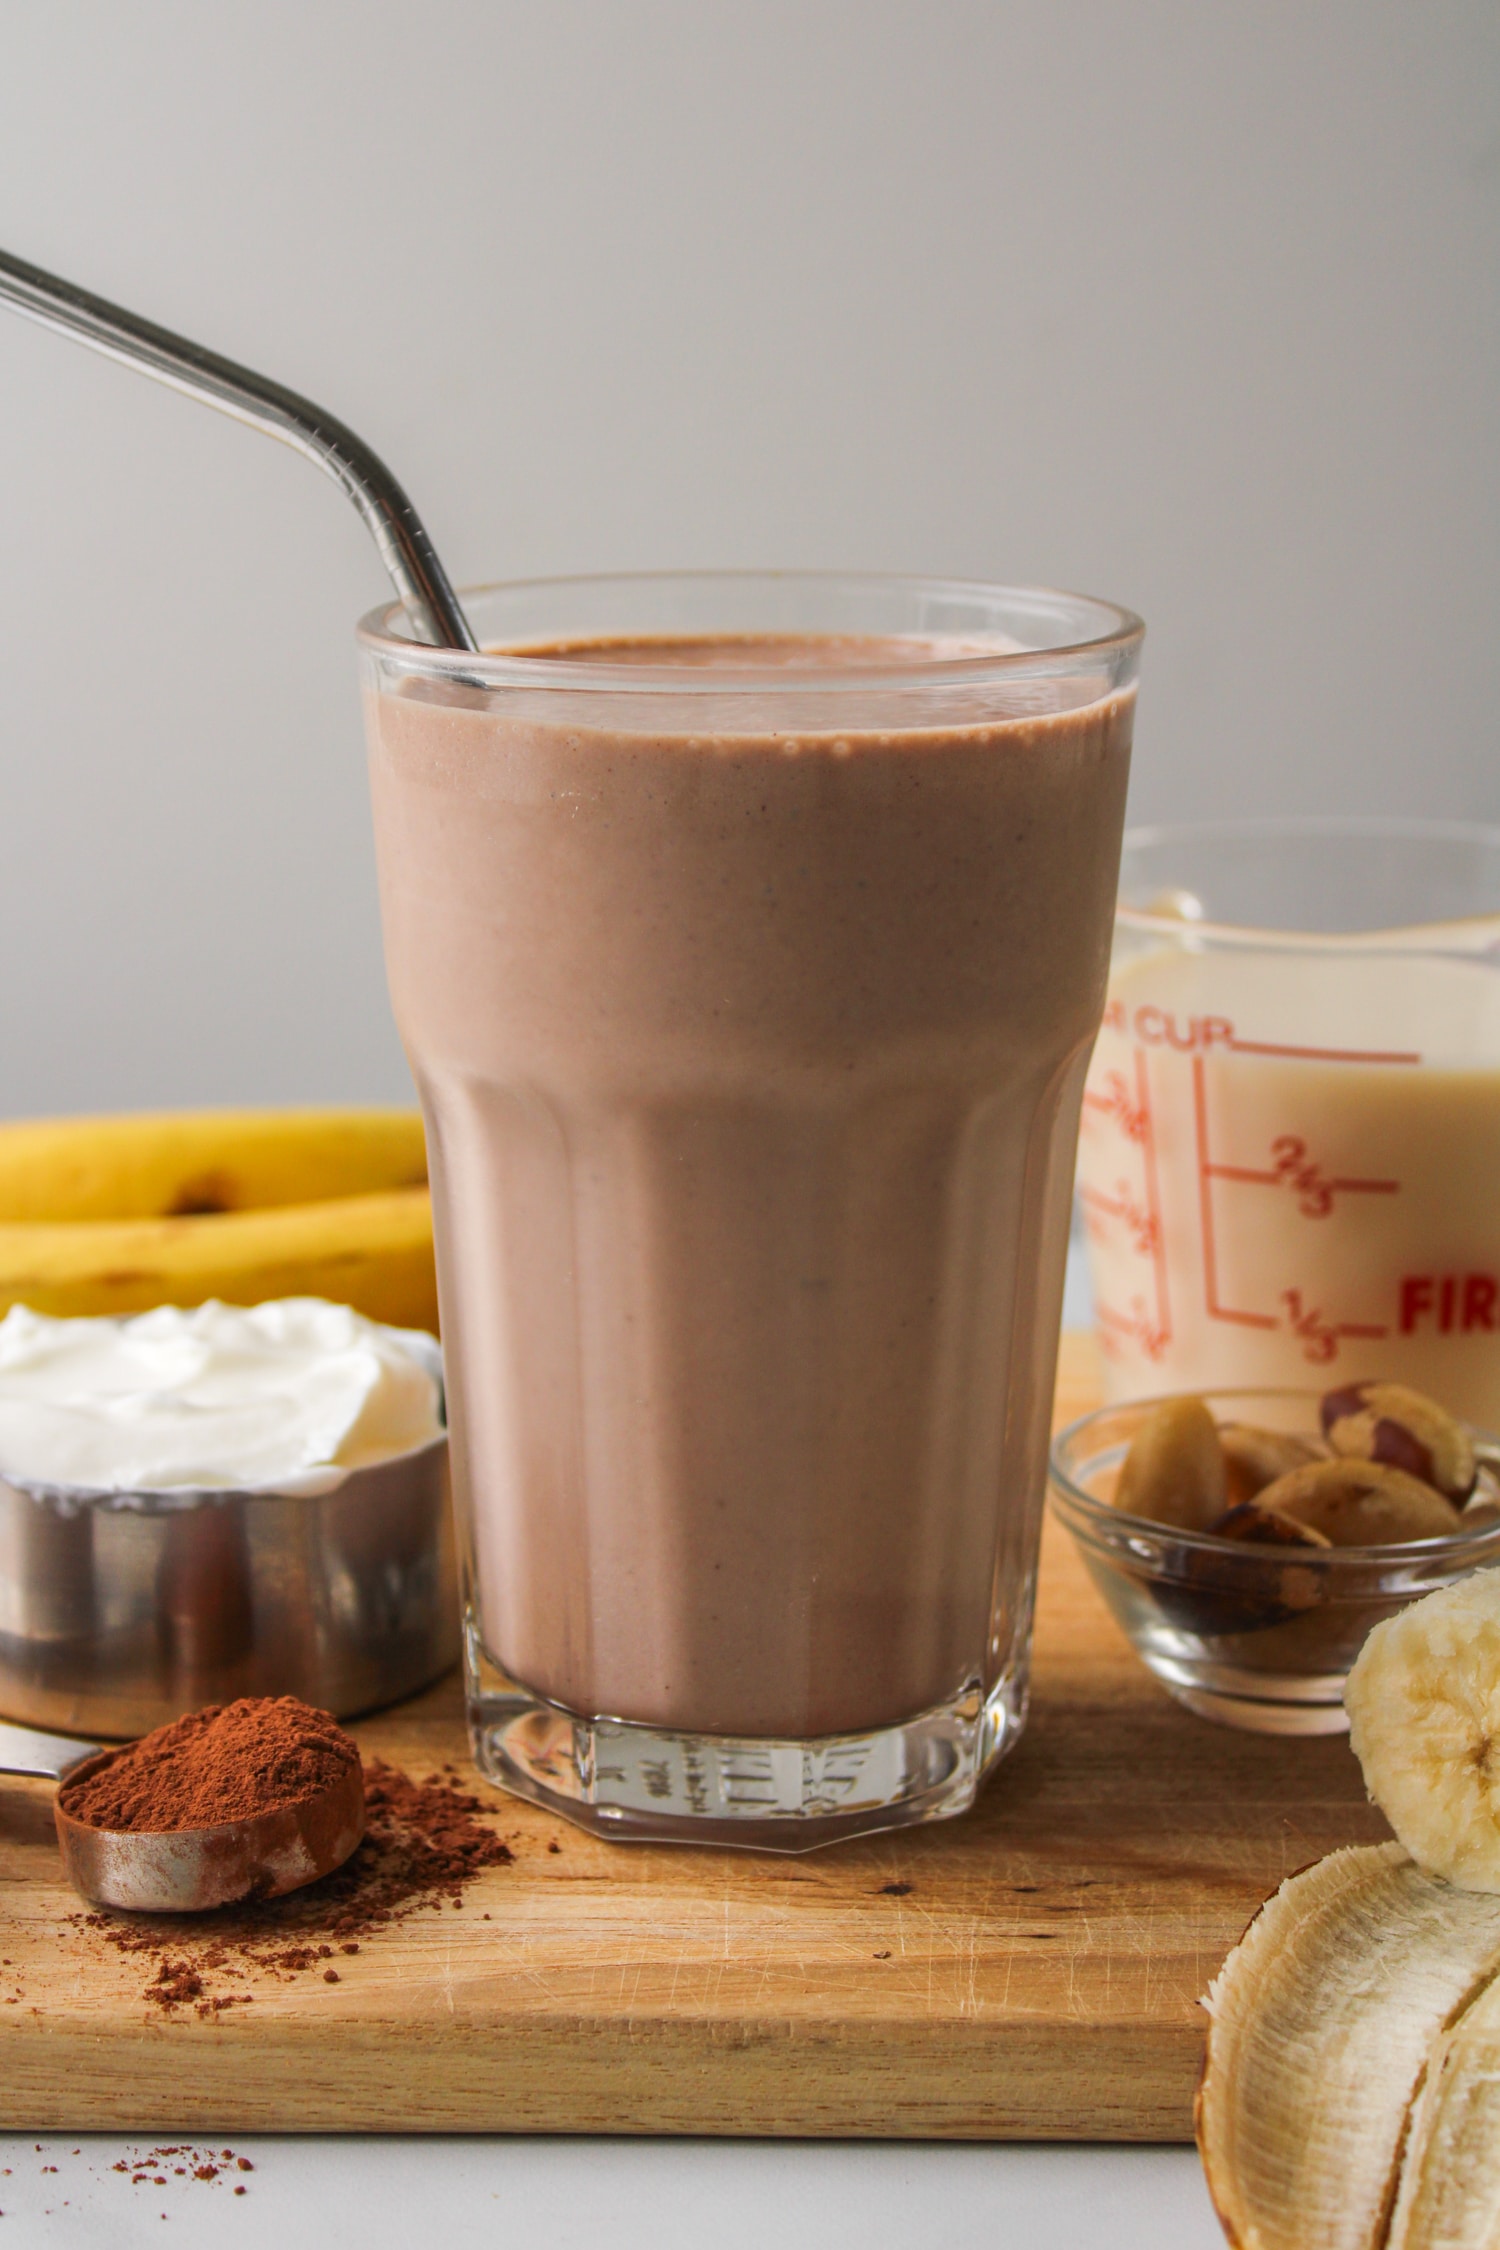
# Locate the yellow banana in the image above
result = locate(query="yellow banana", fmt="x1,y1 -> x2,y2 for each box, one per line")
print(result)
0,1187 -> 438,1334
0,1108 -> 427,1224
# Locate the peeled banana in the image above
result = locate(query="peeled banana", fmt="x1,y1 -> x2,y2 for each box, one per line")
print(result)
1346,1571 -> 1500,1892
1198,1843 -> 1500,2250
0,1110 -> 437,1333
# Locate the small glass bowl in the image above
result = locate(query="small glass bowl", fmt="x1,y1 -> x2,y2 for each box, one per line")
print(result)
1049,1389 -> 1500,1734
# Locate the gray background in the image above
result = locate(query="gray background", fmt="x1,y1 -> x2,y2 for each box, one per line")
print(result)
0,0 -> 1496,1117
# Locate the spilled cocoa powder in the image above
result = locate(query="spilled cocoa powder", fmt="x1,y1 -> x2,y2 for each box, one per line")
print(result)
73,1761 -> 513,2018
112,2145 -> 254,2187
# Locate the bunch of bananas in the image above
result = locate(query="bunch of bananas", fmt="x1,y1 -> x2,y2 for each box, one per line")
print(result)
0,1109 -> 438,1332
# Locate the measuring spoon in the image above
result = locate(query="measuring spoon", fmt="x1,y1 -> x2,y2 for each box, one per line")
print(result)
0,1720 -> 364,1913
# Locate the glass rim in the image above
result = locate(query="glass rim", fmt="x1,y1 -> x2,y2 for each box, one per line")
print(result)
1049,1387 -> 1500,1564
1117,814 -> 1500,952
357,568 -> 1145,692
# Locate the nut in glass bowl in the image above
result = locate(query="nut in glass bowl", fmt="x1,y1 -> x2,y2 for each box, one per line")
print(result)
1048,1389 -> 1500,1734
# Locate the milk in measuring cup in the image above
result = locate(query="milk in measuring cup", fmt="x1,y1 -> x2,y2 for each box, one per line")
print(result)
1077,932 -> 1500,1427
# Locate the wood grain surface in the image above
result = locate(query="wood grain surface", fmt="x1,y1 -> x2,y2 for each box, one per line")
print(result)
0,1335 -> 1386,2139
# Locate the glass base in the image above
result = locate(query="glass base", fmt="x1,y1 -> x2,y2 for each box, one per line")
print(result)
1151,1656 -> 1352,1735
464,1624 -> 1028,1851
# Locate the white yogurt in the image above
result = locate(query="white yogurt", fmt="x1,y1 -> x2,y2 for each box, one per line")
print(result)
0,1299 -> 443,1494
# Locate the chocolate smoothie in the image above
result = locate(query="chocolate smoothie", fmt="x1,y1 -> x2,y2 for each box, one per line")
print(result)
365,624 -> 1134,1746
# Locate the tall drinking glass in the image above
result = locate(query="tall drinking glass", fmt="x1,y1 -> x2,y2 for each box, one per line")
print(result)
360,573 -> 1142,1847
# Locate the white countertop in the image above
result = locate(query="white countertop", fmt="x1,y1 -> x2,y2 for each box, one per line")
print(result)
0,2136 -> 1222,2247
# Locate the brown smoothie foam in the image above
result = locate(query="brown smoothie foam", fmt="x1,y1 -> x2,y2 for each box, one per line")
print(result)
367,634 -> 1133,1739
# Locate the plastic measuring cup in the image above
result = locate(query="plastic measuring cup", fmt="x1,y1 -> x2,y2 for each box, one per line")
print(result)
1076,818 -> 1500,1425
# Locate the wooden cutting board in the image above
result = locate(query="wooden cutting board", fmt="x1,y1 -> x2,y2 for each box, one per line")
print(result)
0,1335 -> 1385,2140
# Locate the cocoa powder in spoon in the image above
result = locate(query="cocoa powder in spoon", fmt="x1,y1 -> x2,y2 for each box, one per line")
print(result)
73,1756 -> 514,2016
57,1699 -> 358,1833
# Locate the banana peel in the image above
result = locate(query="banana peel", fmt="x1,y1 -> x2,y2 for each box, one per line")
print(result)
0,1187 -> 438,1333
1200,1569 -> 1500,2248
1385,1969 -> 1500,2250
0,1109 -> 437,1331
1198,1843 -> 1500,2250
0,1108 -> 427,1223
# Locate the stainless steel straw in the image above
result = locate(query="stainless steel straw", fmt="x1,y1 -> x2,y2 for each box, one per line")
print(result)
0,246 -> 476,652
